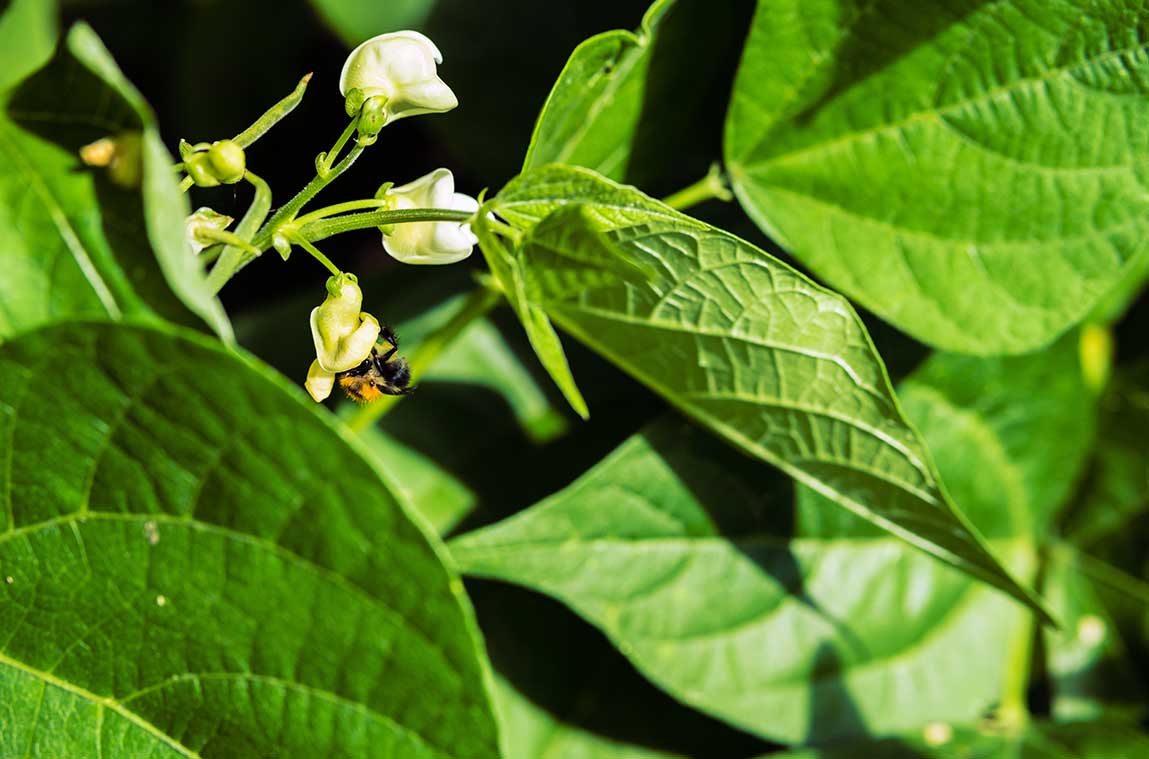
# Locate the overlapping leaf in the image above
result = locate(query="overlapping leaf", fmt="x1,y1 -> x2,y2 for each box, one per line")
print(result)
725,0 -> 1149,354
480,163 -> 1045,615
0,322 -> 500,757
452,336 -> 1091,741
0,14 -> 231,341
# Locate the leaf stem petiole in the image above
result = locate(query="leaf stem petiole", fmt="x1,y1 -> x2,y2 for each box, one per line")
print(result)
661,162 -> 733,212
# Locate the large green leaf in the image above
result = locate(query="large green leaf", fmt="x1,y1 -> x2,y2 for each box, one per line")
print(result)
0,321 -> 499,757
523,0 -> 750,193
725,0 -> 1149,354
0,17 -> 231,341
480,163 -> 1045,617
452,336 -> 1091,741
772,720 -> 1149,758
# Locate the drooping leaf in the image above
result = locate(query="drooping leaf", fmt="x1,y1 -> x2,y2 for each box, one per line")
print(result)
0,321 -> 499,757
725,0 -> 1149,354
772,720 -> 1149,758
452,336 -> 1091,741
480,163 -> 1046,618
476,214 -> 589,418
0,19 -> 232,342
523,0 -> 751,194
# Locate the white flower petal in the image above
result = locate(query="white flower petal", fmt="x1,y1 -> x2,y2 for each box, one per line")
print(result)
306,360 -> 335,402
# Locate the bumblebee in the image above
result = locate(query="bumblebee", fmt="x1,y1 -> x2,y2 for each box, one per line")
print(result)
336,327 -> 414,402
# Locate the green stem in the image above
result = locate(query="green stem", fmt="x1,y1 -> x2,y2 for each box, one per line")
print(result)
315,118 -> 358,176
297,208 -> 474,245
249,141 -> 366,253
291,236 -> 342,276
293,198 -> 388,228
346,286 -> 502,433
997,543 -> 1040,731
661,162 -> 733,211
179,175 -> 194,193
206,171 -> 273,293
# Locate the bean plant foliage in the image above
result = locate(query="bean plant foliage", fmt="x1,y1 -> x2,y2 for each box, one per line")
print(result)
0,0 -> 1146,756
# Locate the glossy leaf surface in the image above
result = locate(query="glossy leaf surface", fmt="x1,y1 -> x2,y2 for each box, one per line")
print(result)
725,0 -> 1149,353
453,337 -> 1091,740
481,164 -> 1044,614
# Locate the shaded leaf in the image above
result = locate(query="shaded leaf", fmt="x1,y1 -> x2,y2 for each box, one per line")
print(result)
0,321 -> 499,757
481,163 -> 1045,617
452,337 -> 1091,741
0,19 -> 231,341
725,0 -> 1149,354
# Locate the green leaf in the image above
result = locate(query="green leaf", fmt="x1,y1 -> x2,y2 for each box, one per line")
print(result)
452,337 -> 1091,741
0,21 -> 232,342
496,677 -> 684,759
522,0 -> 748,192
771,720 -> 1149,758
524,0 -> 674,177
308,0 -> 437,48
482,163 -> 1046,619
476,216 -> 589,419
725,0 -> 1149,354
0,0 -> 55,91
0,321 -> 499,757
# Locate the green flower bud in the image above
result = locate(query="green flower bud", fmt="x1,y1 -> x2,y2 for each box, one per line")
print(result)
183,139 -> 246,187
207,140 -> 246,184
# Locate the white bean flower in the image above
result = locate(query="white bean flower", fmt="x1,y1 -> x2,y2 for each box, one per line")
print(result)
305,273 -> 381,402
340,31 -> 457,127
377,168 -> 478,264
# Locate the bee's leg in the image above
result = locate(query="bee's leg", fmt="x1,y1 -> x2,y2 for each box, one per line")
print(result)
380,326 -> 400,348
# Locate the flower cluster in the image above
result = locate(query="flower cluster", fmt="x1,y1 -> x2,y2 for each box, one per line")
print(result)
305,31 -> 478,401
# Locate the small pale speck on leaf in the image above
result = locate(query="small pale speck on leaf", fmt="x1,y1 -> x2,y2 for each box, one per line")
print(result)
1077,615 -> 1106,646
923,722 -> 953,746
4,576 -> 12,585
144,521 -> 160,545
155,594 -> 167,607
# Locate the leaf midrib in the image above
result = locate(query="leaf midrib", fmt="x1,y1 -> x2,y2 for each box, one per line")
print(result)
0,647 -> 201,758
